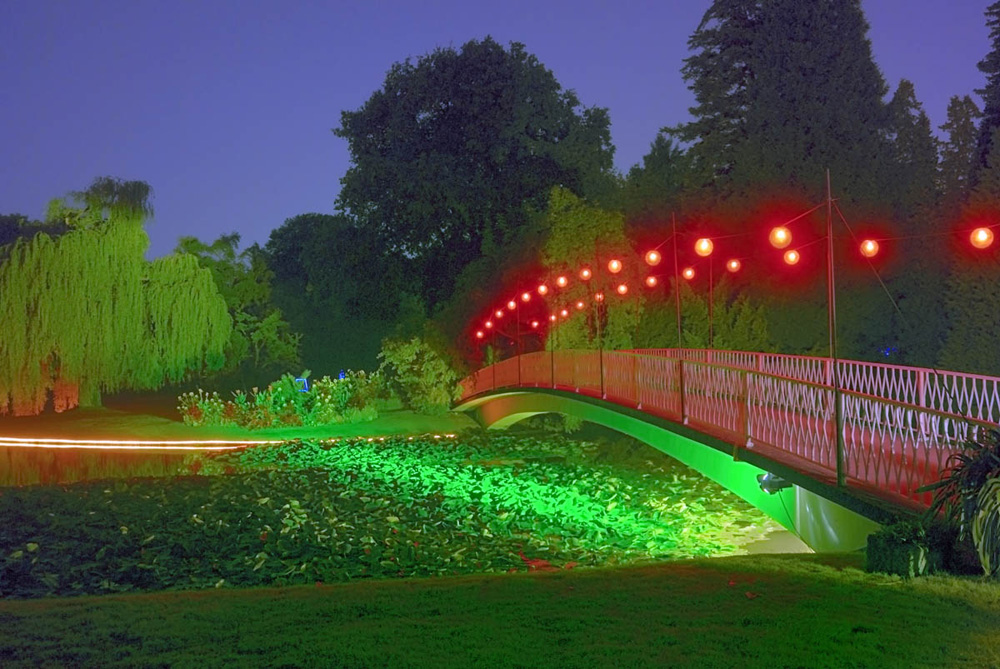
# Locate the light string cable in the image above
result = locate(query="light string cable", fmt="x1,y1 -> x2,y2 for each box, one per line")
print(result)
833,202 -> 975,418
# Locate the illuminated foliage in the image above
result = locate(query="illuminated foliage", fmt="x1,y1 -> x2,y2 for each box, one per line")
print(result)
0,179 -> 230,415
540,187 -> 638,350
378,337 -> 462,414
178,371 -> 381,429
0,434 -> 775,597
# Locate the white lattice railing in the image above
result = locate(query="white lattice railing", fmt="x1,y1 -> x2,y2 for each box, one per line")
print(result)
459,349 -> 1000,509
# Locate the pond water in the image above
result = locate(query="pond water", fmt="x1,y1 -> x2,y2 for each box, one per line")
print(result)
0,445 -> 194,487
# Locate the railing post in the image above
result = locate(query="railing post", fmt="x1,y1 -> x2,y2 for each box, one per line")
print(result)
678,358 -> 688,424
574,353 -> 580,392
600,347 -> 605,399
741,370 -> 753,448
635,354 -> 642,409
917,370 -> 927,435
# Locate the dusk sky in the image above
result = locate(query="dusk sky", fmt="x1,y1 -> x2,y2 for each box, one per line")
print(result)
0,1 -> 992,258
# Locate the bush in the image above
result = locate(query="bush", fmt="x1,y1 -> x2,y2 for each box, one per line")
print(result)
178,370 -> 381,429
378,337 -> 461,415
865,520 -> 942,578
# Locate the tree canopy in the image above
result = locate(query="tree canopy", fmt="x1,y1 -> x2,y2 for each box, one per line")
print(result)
334,36 -> 615,309
263,213 -> 408,373
0,179 -> 230,415
175,233 -> 300,386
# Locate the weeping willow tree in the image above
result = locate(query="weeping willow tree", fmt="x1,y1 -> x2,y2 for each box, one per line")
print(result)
0,178 -> 231,415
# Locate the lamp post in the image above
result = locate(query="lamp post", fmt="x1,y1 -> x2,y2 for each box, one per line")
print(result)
824,169 -> 846,488
769,169 -> 845,486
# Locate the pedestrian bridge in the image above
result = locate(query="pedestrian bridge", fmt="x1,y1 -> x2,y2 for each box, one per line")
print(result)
455,349 -> 999,552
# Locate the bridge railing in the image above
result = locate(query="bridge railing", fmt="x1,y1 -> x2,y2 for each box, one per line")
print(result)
459,348 -> 1000,508
630,348 -> 1000,425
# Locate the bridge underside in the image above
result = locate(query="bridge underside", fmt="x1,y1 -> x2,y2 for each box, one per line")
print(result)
456,389 -> 883,553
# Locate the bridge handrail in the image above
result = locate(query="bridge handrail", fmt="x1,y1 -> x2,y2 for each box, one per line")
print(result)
462,349 -> 998,430
458,348 -> 1000,509
624,348 -> 1000,425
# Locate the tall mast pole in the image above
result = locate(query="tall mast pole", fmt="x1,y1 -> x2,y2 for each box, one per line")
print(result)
827,168 -> 845,487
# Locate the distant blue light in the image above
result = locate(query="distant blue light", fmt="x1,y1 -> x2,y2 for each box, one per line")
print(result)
339,370 -> 346,380
878,346 -> 899,358
294,377 -> 309,392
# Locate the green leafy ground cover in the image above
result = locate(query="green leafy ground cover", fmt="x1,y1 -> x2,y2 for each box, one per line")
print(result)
0,434 -> 778,598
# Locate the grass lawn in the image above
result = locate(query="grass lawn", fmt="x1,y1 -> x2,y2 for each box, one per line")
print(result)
1,552 -> 998,668
0,398 -> 479,442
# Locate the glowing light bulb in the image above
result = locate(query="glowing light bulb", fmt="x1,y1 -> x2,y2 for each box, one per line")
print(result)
608,259 -> 622,274
726,259 -> 741,273
645,275 -> 658,288
695,238 -> 714,257
507,300 -> 516,310
556,275 -> 568,288
971,227 -> 995,249
475,331 -> 484,339
595,292 -> 605,303
645,250 -> 661,266
485,320 -> 493,329
579,267 -> 592,280
784,249 -> 800,265
521,291 -> 531,302
860,239 -> 879,258
682,267 -> 695,280
538,284 -> 549,296
530,320 -> 539,328
616,283 -> 628,295
769,226 -> 792,249
549,314 -> 557,322
495,309 -> 503,318
575,300 -> 585,310
560,308 -> 569,318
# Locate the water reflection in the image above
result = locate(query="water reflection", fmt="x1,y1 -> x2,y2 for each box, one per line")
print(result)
0,445 -> 194,487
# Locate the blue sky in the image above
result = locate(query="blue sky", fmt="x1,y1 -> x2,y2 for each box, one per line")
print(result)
0,1 -> 991,258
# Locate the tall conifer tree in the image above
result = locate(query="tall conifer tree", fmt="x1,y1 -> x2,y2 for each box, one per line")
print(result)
675,0 -> 893,203
883,80 -> 946,366
940,95 -> 981,204
939,129 -> 1000,376
975,2 -> 1000,176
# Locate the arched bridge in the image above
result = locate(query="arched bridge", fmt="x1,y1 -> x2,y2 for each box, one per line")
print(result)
455,349 -> 1000,552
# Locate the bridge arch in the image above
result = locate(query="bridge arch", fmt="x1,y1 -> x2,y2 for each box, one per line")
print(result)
456,388 -> 883,553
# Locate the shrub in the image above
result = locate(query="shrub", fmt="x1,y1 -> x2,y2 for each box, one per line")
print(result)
178,370 -> 380,429
865,519 -> 941,578
378,337 -> 461,415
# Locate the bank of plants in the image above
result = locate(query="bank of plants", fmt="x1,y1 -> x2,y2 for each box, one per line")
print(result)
868,427 -> 1000,579
0,434 -> 777,598
177,370 -> 381,429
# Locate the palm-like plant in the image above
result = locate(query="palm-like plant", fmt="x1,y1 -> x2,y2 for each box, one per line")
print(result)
920,428 -> 1000,576
973,477 -> 1000,576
